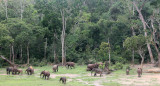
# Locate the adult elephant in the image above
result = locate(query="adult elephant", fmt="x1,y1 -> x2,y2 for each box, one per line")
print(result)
65,62 -> 75,69
6,67 -> 13,75
53,65 -> 58,72
87,63 -> 99,71
25,67 -> 34,75
40,70 -> 50,80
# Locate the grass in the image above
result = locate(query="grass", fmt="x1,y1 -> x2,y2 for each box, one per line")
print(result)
0,65 -> 91,86
0,64 -> 159,86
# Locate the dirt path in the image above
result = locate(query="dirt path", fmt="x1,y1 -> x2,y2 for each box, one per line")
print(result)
50,74 -> 79,78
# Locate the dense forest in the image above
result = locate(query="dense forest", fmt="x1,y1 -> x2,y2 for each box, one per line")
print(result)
0,0 -> 160,67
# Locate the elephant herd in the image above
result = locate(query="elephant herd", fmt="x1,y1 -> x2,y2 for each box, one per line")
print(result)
6,66 -> 34,75
5,62 -> 75,84
5,61 -> 143,84
126,67 -> 143,77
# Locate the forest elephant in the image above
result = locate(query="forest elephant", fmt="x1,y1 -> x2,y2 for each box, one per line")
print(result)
25,67 -> 34,75
91,68 -> 103,77
17,69 -> 23,75
87,63 -> 99,71
12,67 -> 19,75
126,69 -> 130,75
40,70 -> 50,80
59,77 -> 66,84
6,67 -> 13,75
137,68 -> 142,77
65,62 -> 75,69
53,65 -> 58,72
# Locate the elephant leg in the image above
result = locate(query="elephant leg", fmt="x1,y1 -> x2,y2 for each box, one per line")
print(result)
30,72 -> 32,75
45,76 -> 46,80
47,76 -> 49,80
94,73 -> 96,76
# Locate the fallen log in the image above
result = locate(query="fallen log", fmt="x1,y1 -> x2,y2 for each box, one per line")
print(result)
0,55 -> 17,67
146,68 -> 160,73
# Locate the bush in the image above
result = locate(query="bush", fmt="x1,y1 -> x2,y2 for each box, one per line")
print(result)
113,62 -> 123,70
30,58 -> 47,67
86,58 -> 96,64
39,59 -> 48,67
77,58 -> 85,65
112,56 -> 126,64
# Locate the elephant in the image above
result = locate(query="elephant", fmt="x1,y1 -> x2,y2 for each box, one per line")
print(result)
6,67 -> 13,75
87,63 -> 99,71
25,67 -> 34,75
53,65 -> 58,72
59,77 -> 66,84
12,67 -> 19,75
17,69 -> 23,75
91,68 -> 103,77
65,62 -> 75,69
126,69 -> 129,75
137,68 -> 142,77
40,70 -> 50,80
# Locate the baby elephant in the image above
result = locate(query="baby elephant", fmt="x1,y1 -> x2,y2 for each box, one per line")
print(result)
126,69 -> 130,75
91,68 -> 103,77
17,69 -> 23,75
53,65 -> 58,72
59,77 -> 66,84
137,68 -> 142,77
40,70 -> 50,80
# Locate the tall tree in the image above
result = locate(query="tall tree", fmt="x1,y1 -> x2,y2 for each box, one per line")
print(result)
133,0 -> 155,63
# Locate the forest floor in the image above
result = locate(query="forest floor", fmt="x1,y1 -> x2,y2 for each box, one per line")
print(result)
0,64 -> 160,86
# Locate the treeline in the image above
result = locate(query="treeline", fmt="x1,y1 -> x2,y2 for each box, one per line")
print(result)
0,0 -> 160,66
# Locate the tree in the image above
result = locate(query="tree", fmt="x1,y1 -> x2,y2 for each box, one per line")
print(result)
133,0 -> 155,63
124,35 -> 146,68
98,42 -> 110,63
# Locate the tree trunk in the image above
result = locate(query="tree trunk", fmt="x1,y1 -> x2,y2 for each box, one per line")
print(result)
10,45 -> 12,61
151,17 -> 160,67
4,0 -> 8,19
60,9 -> 66,65
54,49 -> 58,64
0,55 -> 16,67
131,27 -> 135,66
20,0 -> 24,20
138,50 -> 144,68
108,38 -> 111,64
20,45 -> 22,61
11,44 -> 14,64
44,38 -> 47,59
27,43 -> 29,64
133,1 -> 155,63
132,50 -> 135,66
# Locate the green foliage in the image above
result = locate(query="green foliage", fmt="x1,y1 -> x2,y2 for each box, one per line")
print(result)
0,0 -> 157,66
113,62 -> 123,70
124,35 -> 146,51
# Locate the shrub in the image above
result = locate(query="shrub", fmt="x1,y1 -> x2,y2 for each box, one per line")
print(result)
77,58 -> 85,65
113,62 -> 123,70
30,58 -> 47,67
